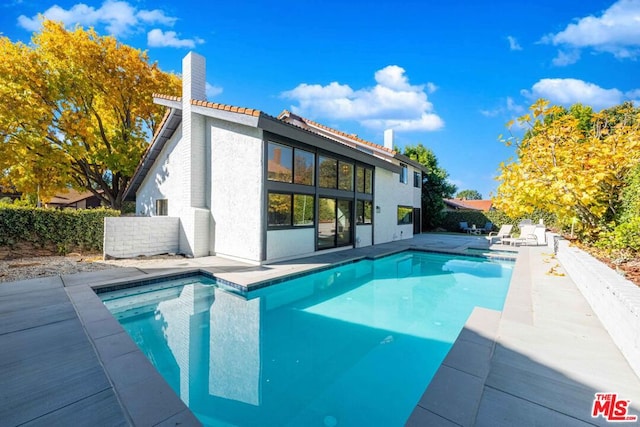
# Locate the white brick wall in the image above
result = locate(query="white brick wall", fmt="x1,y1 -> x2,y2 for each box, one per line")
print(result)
104,216 -> 180,259
557,239 -> 640,378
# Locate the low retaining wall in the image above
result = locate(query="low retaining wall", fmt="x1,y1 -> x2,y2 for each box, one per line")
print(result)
104,216 -> 180,259
556,239 -> 640,378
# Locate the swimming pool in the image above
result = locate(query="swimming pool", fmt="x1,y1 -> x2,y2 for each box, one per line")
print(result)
100,250 -> 513,426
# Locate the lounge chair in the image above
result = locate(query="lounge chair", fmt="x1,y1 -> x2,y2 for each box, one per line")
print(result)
459,221 -> 471,233
487,224 -> 513,244
480,222 -> 493,234
502,225 -> 538,246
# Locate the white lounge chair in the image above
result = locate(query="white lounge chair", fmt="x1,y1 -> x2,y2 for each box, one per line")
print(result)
487,224 -> 513,244
502,225 -> 538,246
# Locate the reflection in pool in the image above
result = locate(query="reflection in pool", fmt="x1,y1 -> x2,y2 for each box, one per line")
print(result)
100,251 -> 513,426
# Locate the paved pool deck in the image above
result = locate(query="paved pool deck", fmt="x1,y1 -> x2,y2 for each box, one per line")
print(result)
1,233 -> 639,426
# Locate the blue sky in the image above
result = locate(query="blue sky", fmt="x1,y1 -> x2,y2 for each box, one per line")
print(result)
2,0 -> 640,199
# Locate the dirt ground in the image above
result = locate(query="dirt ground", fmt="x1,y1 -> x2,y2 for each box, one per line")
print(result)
0,253 -> 185,283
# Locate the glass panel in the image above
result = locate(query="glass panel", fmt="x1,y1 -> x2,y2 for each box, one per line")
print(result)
267,142 -> 293,182
357,200 -> 372,224
399,164 -> 408,184
294,149 -> 315,186
319,156 -> 337,188
397,206 -> 413,225
337,200 -> 352,246
293,194 -> 314,226
414,171 -> 421,188
268,193 -> 291,227
356,166 -> 365,193
317,198 -> 336,249
338,161 -> 354,191
365,168 -> 373,194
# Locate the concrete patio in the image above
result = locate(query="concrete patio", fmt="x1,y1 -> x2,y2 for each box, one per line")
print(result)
1,233 -> 639,426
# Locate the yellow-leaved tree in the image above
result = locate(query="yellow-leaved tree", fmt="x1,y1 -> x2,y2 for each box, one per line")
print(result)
495,99 -> 640,235
0,20 -> 181,208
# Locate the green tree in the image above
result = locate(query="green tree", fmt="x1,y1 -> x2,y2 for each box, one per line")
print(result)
403,144 -> 457,230
456,189 -> 482,200
0,20 -> 181,209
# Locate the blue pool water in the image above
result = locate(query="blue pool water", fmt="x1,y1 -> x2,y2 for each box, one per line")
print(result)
100,251 -> 514,426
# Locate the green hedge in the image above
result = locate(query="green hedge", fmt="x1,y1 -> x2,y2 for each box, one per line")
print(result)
439,209 -> 558,234
0,206 -> 120,254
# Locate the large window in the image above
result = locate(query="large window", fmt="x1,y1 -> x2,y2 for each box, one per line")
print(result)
319,156 -> 338,188
356,166 -> 373,194
294,148 -> 315,185
267,142 -> 293,182
356,200 -> 372,224
397,205 -> 413,225
338,161 -> 354,191
268,142 -> 315,185
268,193 -> 314,228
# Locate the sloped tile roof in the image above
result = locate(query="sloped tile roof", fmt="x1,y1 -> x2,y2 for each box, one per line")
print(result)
191,99 -> 261,117
277,110 -> 396,155
444,198 -> 493,211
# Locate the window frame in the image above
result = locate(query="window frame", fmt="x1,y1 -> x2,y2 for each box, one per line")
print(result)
356,200 -> 372,225
267,191 -> 315,230
399,163 -> 408,184
397,205 -> 413,225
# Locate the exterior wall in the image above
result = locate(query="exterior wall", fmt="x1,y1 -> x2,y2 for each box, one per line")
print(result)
208,118 -> 264,262
103,216 -> 179,258
266,229 -> 315,261
356,225 -> 373,247
556,239 -> 640,378
136,125 -> 186,217
373,168 -> 415,244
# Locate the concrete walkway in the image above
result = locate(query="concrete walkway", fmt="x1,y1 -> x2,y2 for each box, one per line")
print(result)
1,234 -> 639,426
407,243 -> 640,426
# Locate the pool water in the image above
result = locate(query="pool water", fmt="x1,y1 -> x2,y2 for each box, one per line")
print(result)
100,251 -> 513,426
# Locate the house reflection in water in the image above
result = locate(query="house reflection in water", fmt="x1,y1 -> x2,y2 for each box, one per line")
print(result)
110,252 -> 511,426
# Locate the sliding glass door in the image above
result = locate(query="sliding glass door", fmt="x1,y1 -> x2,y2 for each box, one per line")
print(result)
317,197 -> 352,249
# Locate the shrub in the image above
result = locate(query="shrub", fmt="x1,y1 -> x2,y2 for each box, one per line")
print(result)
439,209 -> 557,233
0,206 -> 120,254
596,216 -> 640,254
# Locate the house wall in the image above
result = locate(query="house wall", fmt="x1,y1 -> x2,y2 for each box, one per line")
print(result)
208,117 -> 264,263
373,168 -> 415,243
356,224 -> 373,247
267,229 -> 315,261
103,216 -> 179,258
136,125 -> 185,217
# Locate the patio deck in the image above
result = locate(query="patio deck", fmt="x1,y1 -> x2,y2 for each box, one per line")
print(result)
1,233 -> 638,426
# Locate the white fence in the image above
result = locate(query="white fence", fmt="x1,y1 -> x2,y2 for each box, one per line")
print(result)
556,239 -> 640,378
104,216 -> 180,259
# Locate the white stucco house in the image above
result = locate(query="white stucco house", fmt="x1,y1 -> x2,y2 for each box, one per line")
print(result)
113,52 -> 425,263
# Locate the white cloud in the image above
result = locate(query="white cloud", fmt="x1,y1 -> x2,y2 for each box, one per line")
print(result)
480,97 -> 524,118
551,50 -> 581,67
17,0 -> 197,47
543,0 -> 640,60
206,82 -> 223,99
147,29 -> 203,48
507,36 -> 522,51
521,78 -> 627,110
281,66 -> 444,132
